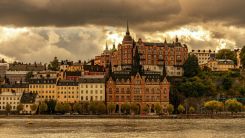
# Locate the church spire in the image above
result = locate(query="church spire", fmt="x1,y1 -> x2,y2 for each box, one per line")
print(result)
105,41 -> 108,51
126,20 -> 130,35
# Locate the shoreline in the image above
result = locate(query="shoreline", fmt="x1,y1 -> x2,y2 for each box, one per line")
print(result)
0,114 -> 245,119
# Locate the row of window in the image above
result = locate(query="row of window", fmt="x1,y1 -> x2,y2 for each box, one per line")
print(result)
80,84 -> 103,88
0,97 -> 20,100
0,102 -> 19,105
30,85 -> 55,89
0,106 -> 16,110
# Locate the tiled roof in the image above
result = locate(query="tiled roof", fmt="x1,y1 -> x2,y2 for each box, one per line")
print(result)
57,80 -> 79,86
29,78 -> 57,84
0,83 -> 29,88
79,78 -> 105,83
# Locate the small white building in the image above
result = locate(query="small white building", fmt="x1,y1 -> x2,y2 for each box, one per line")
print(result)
190,50 -> 216,65
79,77 -> 105,102
0,92 -> 22,112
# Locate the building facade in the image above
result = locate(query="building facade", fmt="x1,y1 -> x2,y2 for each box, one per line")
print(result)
190,49 -> 216,65
56,80 -> 79,103
206,59 -> 235,71
79,77 -> 105,102
29,78 -> 57,101
20,92 -> 39,114
0,92 -> 22,112
106,71 -> 170,113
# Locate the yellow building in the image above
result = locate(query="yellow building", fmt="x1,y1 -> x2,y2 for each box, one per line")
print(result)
56,80 -> 79,103
207,59 -> 235,71
29,78 -> 57,101
0,83 -> 29,93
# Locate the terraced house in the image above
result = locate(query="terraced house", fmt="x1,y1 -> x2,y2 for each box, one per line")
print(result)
56,80 -> 79,103
29,78 -> 57,101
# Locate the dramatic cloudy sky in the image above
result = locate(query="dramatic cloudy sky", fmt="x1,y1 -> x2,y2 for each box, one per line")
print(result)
0,0 -> 245,63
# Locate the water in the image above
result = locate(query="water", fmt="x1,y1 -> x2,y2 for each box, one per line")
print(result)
0,118 -> 244,138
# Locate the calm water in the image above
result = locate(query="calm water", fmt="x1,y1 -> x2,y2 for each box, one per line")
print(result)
0,118 -> 244,138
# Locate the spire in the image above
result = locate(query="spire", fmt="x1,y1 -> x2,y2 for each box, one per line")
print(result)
176,35 -> 178,42
113,42 -> 116,49
126,20 -> 130,35
164,38 -> 167,44
105,41 -> 108,51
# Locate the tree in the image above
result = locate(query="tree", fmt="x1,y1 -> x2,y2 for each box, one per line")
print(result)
39,102 -> 48,114
63,103 -> 71,113
240,46 -> 245,68
48,57 -> 59,71
81,102 -> 89,114
121,103 -> 130,114
96,102 -> 106,114
225,99 -> 243,114
25,71 -> 33,81
177,104 -> 185,114
17,104 -> 24,114
216,49 -> 237,65
222,76 -> 233,90
88,102 -> 97,114
183,54 -> 200,77
142,105 -> 150,114
30,104 -> 37,113
189,106 -> 195,114
73,103 -> 82,113
167,104 -> 174,115
5,103 -> 12,115
55,103 -> 64,113
130,103 -> 139,114
204,100 -> 224,114
107,103 -> 116,114
46,99 -> 57,114
154,104 -> 163,115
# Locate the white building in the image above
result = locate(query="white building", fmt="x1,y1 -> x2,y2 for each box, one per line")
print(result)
190,50 -> 216,65
79,77 -> 105,102
0,63 -> 9,78
0,92 -> 22,112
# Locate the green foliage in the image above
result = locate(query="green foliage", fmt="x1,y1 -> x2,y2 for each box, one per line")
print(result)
46,99 -> 57,114
55,103 -> 64,113
63,103 -> 71,113
96,102 -> 106,114
222,76 -> 233,90
154,104 -> 162,114
39,102 -> 48,114
216,49 -> 237,65
167,104 -> 174,114
177,104 -> 185,114
239,87 -> 245,96
88,102 -> 97,114
225,99 -> 243,114
48,57 -> 59,71
130,103 -> 139,114
189,106 -> 195,114
30,104 -> 37,112
204,100 -> 224,113
73,103 -> 82,113
183,54 -> 200,77
25,71 -> 33,81
17,104 -> 24,113
5,103 -> 12,114
81,102 -> 89,114
240,46 -> 245,68
107,103 -> 116,114
142,105 -> 150,114
121,103 -> 130,114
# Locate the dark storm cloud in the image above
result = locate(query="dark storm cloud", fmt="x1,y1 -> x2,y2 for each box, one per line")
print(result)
0,0 -> 181,28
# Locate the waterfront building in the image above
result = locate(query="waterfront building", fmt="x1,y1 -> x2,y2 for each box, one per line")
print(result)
0,91 -> 22,112
20,92 -> 39,114
56,80 -> 79,103
29,78 -> 57,101
79,77 -> 105,102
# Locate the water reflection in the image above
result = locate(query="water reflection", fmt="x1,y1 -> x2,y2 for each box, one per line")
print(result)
0,119 -> 244,138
